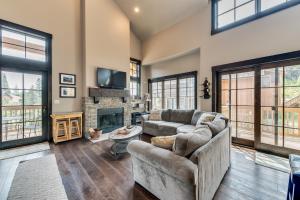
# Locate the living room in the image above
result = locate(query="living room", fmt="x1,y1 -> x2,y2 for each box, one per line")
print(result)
0,0 -> 300,199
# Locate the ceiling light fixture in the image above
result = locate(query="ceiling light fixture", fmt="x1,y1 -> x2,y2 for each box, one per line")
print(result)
134,7 -> 140,13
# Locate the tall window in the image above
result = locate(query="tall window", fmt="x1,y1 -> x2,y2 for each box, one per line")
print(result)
0,28 -> 47,62
150,72 -> 197,110
179,77 -> 195,109
130,58 -> 141,97
151,81 -> 163,110
212,0 -> 299,33
164,79 -> 177,109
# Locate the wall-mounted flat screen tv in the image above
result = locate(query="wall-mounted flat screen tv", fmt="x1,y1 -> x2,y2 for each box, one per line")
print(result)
97,67 -> 126,89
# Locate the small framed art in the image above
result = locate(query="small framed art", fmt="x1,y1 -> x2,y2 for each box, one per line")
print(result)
59,73 -> 76,85
60,86 -> 76,98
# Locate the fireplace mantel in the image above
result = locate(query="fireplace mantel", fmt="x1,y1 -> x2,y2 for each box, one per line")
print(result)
89,87 -> 130,103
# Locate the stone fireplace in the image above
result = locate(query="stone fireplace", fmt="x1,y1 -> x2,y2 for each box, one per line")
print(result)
97,107 -> 124,133
82,96 -> 132,138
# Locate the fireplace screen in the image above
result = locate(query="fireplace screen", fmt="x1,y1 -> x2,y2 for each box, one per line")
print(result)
97,108 -> 124,133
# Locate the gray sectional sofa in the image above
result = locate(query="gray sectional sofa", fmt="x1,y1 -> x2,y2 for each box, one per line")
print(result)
128,110 -> 231,200
141,109 -> 213,136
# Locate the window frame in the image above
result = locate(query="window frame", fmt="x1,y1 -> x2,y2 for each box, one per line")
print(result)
212,0 -> 300,35
149,71 -> 197,110
130,58 -> 141,98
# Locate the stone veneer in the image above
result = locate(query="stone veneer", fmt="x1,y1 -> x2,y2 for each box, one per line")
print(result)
82,97 -> 133,138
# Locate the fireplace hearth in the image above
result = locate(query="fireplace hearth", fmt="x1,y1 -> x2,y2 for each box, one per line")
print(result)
97,108 -> 124,133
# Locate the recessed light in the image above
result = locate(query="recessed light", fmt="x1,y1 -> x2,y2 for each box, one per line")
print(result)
134,7 -> 140,13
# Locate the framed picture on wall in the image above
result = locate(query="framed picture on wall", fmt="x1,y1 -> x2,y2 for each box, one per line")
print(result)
59,73 -> 76,85
60,86 -> 76,98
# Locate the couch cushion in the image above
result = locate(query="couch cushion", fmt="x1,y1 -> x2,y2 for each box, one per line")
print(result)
173,126 -> 212,157
158,122 -> 184,135
169,110 -> 194,124
196,112 -> 216,127
191,110 -> 204,125
202,114 -> 226,137
161,109 -> 171,121
149,110 -> 162,121
144,120 -> 163,129
177,125 -> 196,134
151,135 -> 176,150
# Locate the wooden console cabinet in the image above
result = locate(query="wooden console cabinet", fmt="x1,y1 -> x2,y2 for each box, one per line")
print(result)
51,112 -> 83,144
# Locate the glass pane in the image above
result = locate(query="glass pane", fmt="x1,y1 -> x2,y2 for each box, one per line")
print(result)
284,128 -> 300,150
1,71 -> 23,89
237,71 -> 254,89
236,0 -> 252,6
261,125 -> 283,146
285,65 -> 300,86
218,10 -> 234,28
237,106 -> 254,123
26,48 -> 46,62
25,106 -> 42,121
221,106 -> 230,119
231,74 -> 237,89
218,0 -> 234,14
261,106 -> 283,126
2,29 -> 25,46
237,122 -> 254,140
222,90 -> 229,105
261,0 -> 286,11
284,87 -> 300,106
221,75 -> 229,90
24,90 -> 42,105
261,88 -> 283,106
236,1 -> 255,21
231,106 -> 237,121
2,123 -> 23,142
2,43 -> 25,58
261,67 -> 283,87
231,90 -> 236,105
24,120 -> 42,138
2,89 -> 23,106
2,107 -> 23,123
26,36 -> 46,51
231,121 -> 237,137
284,109 -> 300,129
24,74 -> 42,90
237,89 -> 254,105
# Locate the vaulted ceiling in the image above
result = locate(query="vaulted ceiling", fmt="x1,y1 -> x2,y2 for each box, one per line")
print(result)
114,0 -> 208,41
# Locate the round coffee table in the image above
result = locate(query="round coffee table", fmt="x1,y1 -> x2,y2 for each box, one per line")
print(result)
109,126 -> 142,158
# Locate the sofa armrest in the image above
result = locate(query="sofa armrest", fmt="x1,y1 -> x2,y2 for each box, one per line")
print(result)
195,126 -> 231,200
127,140 -> 197,184
141,114 -> 149,122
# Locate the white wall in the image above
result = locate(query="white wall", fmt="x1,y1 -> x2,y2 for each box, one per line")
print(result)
130,31 -> 142,60
143,3 -> 300,111
82,0 -> 130,96
0,0 -> 83,112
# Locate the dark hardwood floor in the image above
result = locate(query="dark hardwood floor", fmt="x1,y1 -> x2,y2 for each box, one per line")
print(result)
0,135 -> 289,200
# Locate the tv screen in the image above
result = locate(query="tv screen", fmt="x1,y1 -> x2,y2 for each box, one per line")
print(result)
97,68 -> 126,89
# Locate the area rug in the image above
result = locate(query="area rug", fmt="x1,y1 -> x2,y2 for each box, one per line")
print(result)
7,154 -> 68,200
255,151 -> 290,173
0,142 -> 50,160
88,133 -> 110,144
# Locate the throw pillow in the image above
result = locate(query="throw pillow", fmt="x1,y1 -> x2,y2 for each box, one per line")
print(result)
172,127 -> 212,157
196,113 -> 215,127
202,117 -> 226,137
191,110 -> 203,125
149,110 -> 162,121
151,135 -> 176,150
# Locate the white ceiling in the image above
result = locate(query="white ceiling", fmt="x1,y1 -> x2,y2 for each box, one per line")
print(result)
114,0 -> 208,41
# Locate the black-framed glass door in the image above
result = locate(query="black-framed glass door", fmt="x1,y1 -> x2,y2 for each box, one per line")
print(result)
0,69 -> 48,149
214,55 -> 300,156
221,69 -> 255,147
